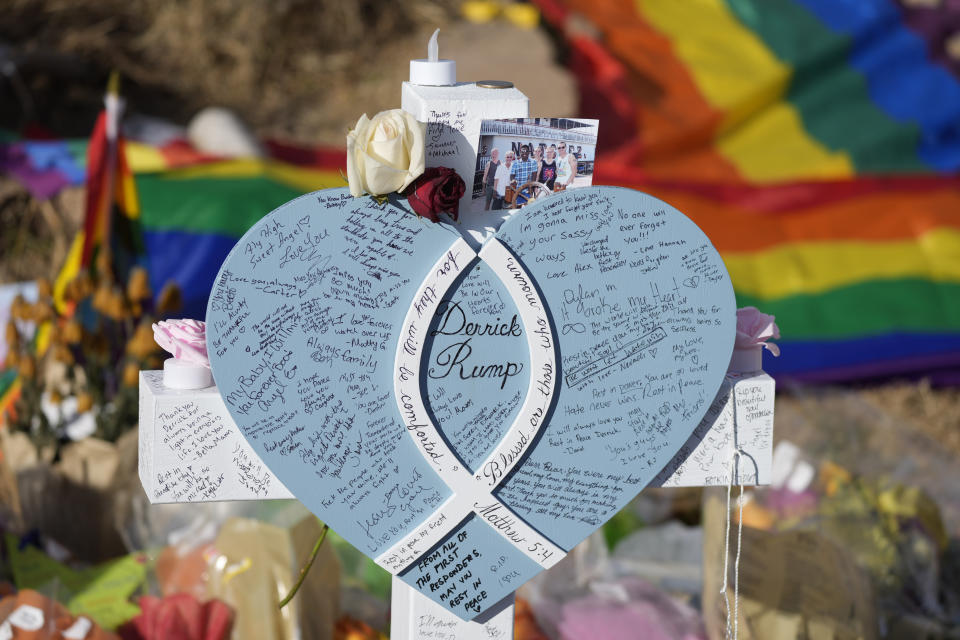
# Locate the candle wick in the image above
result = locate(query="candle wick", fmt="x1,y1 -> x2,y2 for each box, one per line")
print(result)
428,28 -> 440,62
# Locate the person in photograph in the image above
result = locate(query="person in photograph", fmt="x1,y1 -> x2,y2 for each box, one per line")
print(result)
533,145 -> 543,165
493,150 -> 515,210
556,141 -> 577,189
510,144 -> 539,192
537,144 -> 558,191
482,148 -> 501,210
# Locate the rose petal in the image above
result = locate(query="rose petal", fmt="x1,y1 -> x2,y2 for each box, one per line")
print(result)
344,110 -> 426,197
153,319 -> 210,367
345,114 -> 370,197
734,306 -> 780,353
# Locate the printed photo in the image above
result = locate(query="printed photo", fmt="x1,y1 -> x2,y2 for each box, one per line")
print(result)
470,118 -> 599,214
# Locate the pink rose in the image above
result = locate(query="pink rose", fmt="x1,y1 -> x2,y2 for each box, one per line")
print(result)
153,319 -> 209,366
735,307 -> 780,356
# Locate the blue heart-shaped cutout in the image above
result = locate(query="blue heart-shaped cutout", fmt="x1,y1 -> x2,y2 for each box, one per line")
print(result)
206,186 -> 735,620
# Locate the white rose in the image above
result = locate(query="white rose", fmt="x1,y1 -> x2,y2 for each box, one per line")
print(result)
346,109 -> 426,197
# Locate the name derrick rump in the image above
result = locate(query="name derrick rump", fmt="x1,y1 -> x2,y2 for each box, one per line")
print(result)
426,300 -> 526,389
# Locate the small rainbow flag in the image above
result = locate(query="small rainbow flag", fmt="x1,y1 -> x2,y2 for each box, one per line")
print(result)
54,74 -> 145,313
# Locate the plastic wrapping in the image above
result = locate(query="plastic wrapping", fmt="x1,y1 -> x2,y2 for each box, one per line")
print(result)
520,531 -> 707,640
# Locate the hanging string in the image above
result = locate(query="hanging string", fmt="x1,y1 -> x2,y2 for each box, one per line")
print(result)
720,377 -> 758,640
720,448 -> 746,640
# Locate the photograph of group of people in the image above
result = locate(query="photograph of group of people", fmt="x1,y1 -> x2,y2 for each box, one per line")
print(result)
471,118 -> 599,212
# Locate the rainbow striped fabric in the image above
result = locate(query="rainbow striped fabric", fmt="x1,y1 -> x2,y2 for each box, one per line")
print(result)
534,0 -> 960,383
3,0 -> 960,383
131,145 -> 343,317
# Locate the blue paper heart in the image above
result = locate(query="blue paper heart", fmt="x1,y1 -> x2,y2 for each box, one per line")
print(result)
206,186 -> 735,620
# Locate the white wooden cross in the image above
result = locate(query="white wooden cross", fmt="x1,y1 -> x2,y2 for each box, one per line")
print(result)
139,360 -> 773,639
138,73 -> 775,640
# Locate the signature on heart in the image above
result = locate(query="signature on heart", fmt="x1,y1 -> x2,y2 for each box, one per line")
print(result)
682,276 -> 700,289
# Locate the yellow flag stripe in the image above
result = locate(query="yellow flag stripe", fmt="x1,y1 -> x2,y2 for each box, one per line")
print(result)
725,227 -> 960,300
636,0 -> 854,181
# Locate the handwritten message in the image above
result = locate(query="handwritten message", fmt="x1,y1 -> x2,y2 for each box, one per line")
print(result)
206,186 -> 735,620
493,186 -> 736,550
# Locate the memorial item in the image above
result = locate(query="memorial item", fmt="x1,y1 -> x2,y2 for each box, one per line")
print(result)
120,594 -> 233,640
203,184 -> 736,620
470,118 -> 598,214
346,110 -> 426,198
0,590 -> 119,640
402,167 -> 466,222
153,320 -> 212,390
139,34 -> 778,638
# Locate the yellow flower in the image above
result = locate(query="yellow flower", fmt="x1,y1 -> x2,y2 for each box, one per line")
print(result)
36,277 -> 53,299
104,290 -> 130,321
10,294 -> 26,320
30,301 -> 54,323
126,266 -> 152,301
18,355 -> 35,379
5,321 -> 18,348
95,248 -> 114,283
346,109 -> 426,197
122,361 -> 140,387
93,285 -> 128,321
66,270 -> 94,302
126,322 -> 160,359
76,391 -> 94,413
53,344 -> 74,365
157,281 -> 183,314
92,283 -> 112,315
63,320 -> 83,344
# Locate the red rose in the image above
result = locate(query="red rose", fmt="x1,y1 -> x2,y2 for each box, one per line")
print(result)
403,167 -> 466,222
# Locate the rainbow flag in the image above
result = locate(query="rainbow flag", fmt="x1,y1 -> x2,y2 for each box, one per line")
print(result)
533,0 -> 960,383
5,0 -> 960,383
54,76 -> 146,312
134,146 -> 344,318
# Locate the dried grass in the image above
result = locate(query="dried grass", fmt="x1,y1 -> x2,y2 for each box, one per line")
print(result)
2,0 -> 461,142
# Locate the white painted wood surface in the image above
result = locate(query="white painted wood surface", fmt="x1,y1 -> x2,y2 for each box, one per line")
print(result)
139,367 -> 773,639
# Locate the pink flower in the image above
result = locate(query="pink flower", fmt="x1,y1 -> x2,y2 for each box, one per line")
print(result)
735,307 -> 780,356
152,319 -> 209,366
